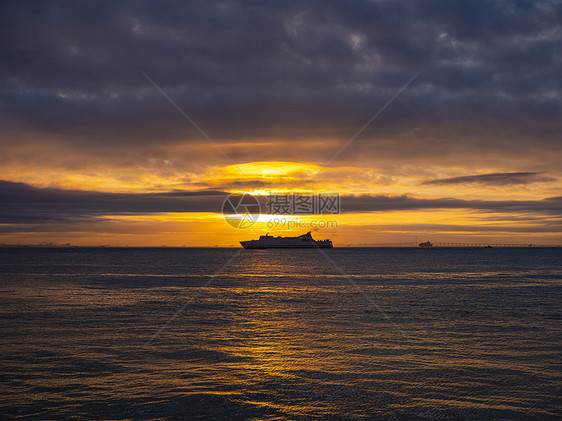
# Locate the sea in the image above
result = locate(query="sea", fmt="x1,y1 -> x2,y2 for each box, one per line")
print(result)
0,247 -> 560,420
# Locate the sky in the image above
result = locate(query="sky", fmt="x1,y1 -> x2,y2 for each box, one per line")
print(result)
1,0 -> 561,246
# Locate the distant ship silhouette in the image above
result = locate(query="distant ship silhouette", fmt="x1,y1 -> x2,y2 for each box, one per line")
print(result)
418,241 -> 433,248
240,231 -> 333,249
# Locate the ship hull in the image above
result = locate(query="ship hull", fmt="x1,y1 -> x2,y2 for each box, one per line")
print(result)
240,232 -> 333,249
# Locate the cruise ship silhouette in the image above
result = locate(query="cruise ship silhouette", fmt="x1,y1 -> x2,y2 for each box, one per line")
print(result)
240,232 -> 333,249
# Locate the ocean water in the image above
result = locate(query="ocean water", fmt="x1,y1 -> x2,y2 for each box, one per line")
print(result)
0,247 -> 560,420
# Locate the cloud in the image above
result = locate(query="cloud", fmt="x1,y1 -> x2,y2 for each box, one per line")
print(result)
1,181 -> 561,226
0,0 -> 560,170
0,180 -> 227,223
423,172 -> 557,186
342,194 -> 562,216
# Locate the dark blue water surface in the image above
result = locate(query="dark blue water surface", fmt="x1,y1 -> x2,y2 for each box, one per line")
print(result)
0,247 -> 560,419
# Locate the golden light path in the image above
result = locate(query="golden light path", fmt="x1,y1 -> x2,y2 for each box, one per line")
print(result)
2,210 -> 557,247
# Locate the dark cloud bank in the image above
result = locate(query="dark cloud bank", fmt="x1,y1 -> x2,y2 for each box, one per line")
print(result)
1,0 -> 561,166
424,172 -> 557,186
1,181 -> 561,226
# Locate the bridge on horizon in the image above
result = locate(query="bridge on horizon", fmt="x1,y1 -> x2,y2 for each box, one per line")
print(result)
347,242 -> 562,248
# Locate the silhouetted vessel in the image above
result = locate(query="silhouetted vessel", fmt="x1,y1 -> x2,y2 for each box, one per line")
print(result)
418,241 -> 433,248
240,232 -> 333,249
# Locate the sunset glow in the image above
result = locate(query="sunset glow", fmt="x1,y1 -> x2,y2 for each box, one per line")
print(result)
2,3 -> 562,418
1,1 -> 561,246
